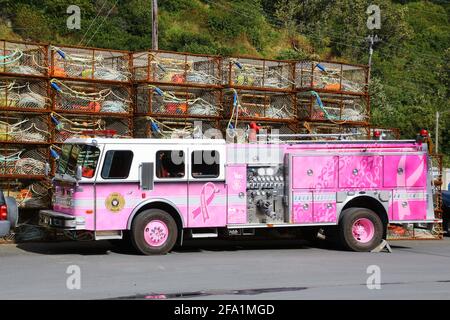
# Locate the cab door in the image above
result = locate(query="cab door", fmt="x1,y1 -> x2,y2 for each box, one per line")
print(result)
187,147 -> 227,227
94,148 -> 136,231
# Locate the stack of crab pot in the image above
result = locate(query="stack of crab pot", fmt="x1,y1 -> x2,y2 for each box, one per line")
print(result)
48,44 -> 133,145
132,50 -> 223,139
221,56 -> 298,142
0,39 -> 52,211
295,60 -> 371,140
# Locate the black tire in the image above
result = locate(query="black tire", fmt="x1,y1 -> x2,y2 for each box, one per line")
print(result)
339,207 -> 384,252
131,209 -> 178,255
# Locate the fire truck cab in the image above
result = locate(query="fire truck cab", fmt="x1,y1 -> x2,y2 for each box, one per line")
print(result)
39,136 -> 436,254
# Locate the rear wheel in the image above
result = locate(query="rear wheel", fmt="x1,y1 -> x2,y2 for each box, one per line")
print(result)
339,207 -> 384,252
131,209 -> 178,255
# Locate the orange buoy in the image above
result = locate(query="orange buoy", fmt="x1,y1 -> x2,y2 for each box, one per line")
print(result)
324,83 -> 341,91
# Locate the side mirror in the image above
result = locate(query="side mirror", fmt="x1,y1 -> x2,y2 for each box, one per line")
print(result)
44,163 -> 51,176
75,165 -> 82,181
139,162 -> 154,191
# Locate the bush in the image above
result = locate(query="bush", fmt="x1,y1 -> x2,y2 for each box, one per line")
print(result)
13,4 -> 52,41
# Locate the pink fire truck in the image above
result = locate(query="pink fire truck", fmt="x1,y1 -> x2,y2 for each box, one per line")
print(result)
39,133 -> 436,254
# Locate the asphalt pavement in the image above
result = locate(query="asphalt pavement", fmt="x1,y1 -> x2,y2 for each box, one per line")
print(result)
1,237 -> 450,299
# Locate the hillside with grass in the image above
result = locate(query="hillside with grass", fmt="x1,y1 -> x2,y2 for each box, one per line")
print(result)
0,0 -> 448,164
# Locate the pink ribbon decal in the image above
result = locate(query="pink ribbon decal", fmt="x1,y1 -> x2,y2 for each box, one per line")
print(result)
406,156 -> 425,186
192,182 -> 217,222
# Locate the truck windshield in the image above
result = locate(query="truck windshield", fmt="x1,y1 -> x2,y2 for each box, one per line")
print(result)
58,144 -> 101,178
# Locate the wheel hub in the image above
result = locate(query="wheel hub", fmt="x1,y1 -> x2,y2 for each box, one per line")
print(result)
144,220 -> 169,247
352,218 -> 375,243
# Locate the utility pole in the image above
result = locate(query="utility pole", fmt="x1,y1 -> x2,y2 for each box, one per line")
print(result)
152,0 -> 158,50
366,34 -> 380,82
436,111 -> 439,154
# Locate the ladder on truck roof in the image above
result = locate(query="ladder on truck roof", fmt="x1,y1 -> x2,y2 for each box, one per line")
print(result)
255,133 -> 417,144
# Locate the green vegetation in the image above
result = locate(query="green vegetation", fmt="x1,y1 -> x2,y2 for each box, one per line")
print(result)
0,0 -> 448,164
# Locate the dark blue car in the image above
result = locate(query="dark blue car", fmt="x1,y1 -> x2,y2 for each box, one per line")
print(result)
0,191 -> 18,237
443,190 -> 450,234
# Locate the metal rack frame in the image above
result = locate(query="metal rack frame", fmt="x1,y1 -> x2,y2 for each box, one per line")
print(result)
0,40 -> 135,211
3,42 -> 441,242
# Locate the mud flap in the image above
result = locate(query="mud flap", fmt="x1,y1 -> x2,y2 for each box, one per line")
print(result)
0,220 -> 11,237
5,196 -> 18,228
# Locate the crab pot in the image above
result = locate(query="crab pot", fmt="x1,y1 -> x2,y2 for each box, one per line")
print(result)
135,85 -> 222,118
133,116 -> 219,139
50,45 -> 131,82
133,51 -> 221,86
0,78 -> 49,111
297,91 -> 369,123
223,89 -> 296,121
295,61 -> 368,94
104,117 -> 132,138
0,40 -> 48,77
0,145 -> 47,176
51,79 -> 132,115
53,114 -> 132,142
0,179 -> 51,209
297,122 -> 370,140
222,57 -> 294,91
0,112 -> 50,143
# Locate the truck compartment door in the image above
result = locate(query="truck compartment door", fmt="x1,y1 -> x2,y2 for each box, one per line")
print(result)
313,192 -> 337,223
383,154 -> 426,188
291,156 -> 337,189
339,155 -> 382,188
226,165 -> 247,224
391,190 -> 427,221
292,192 -> 313,223
383,155 -> 406,188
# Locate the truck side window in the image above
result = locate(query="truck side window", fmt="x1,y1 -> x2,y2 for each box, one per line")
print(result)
191,150 -> 220,178
77,145 -> 100,178
101,150 -> 133,179
156,150 -> 185,178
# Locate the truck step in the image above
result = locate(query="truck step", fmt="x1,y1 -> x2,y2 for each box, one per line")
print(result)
95,230 -> 122,240
190,228 -> 218,238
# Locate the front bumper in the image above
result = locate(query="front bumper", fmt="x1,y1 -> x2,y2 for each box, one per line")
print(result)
39,210 -> 85,230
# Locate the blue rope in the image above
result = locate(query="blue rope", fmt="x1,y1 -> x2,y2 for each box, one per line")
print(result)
309,91 -> 336,120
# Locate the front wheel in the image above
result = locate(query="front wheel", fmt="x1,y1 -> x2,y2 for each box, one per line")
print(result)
339,207 -> 384,252
131,209 -> 178,255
